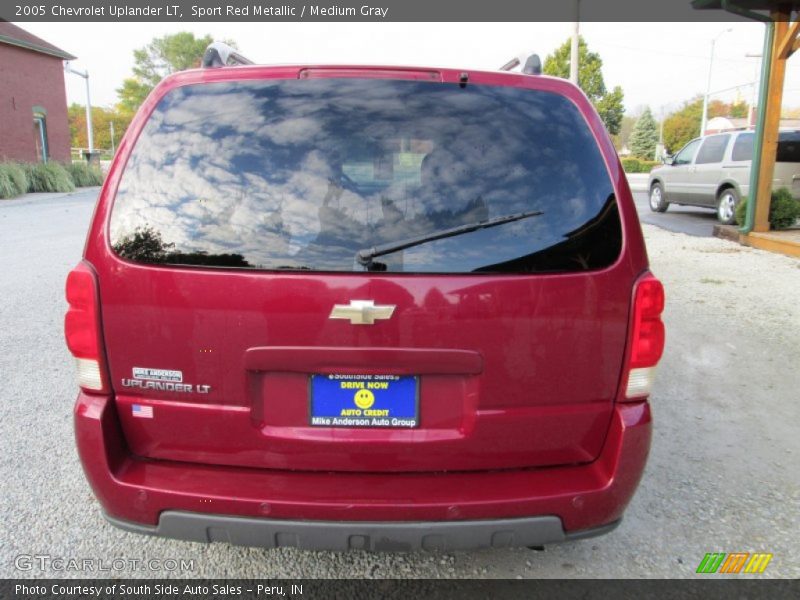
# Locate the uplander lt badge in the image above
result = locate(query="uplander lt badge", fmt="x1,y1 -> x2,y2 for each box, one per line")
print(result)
121,367 -> 210,394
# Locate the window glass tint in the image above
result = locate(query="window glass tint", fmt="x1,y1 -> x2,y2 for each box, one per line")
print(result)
695,134 -> 730,164
674,139 -> 701,165
110,79 -> 620,274
777,131 -> 800,163
731,133 -> 754,161
728,131 -> 800,163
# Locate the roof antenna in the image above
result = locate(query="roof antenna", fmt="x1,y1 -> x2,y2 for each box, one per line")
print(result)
522,54 -> 542,75
499,52 -> 542,76
202,42 -> 255,68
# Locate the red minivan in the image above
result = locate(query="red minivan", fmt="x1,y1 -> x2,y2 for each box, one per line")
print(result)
66,45 -> 664,551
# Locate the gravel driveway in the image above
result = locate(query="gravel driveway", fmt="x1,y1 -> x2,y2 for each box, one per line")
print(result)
1,189 -> 797,578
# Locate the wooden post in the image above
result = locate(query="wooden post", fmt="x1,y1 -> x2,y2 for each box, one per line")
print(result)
777,20 -> 799,59
753,12 -> 789,232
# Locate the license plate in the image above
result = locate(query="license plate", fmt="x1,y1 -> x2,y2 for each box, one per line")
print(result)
310,374 -> 418,428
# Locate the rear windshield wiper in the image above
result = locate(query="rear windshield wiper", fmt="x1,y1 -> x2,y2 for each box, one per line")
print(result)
356,209 -> 544,269
273,265 -> 312,270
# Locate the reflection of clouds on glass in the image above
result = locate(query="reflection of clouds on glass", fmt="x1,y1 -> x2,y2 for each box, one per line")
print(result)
110,78 -> 617,273
258,117 -> 322,146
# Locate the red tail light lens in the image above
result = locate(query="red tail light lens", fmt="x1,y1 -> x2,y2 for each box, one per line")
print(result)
630,278 -> 665,368
623,273 -> 665,400
65,262 -> 109,393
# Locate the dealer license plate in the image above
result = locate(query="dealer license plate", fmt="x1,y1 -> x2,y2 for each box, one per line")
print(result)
309,374 -> 418,428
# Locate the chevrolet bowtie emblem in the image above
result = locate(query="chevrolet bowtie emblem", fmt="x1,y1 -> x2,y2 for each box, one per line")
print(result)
329,300 -> 396,325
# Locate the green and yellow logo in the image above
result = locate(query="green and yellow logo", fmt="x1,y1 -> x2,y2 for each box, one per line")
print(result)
696,552 -> 773,574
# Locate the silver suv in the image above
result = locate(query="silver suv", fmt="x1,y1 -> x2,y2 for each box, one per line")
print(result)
648,130 -> 800,224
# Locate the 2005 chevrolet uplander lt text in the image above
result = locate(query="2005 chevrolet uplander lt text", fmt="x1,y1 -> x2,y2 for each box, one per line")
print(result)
65,43 -> 665,552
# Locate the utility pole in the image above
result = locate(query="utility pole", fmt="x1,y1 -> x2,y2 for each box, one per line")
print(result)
701,28 -> 732,137
569,1 -> 580,85
745,53 -> 762,129
110,121 -> 115,155
64,62 -> 94,157
655,105 -> 667,161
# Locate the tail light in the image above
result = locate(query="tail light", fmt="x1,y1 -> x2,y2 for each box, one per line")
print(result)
65,262 -> 109,393
622,272 -> 665,400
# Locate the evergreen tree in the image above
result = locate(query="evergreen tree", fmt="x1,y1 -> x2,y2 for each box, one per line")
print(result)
629,107 -> 659,160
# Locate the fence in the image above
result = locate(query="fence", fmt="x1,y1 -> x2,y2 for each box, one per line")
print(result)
71,147 -> 115,162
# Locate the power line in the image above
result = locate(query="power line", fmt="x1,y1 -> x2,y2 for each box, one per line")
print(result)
592,41 -> 754,64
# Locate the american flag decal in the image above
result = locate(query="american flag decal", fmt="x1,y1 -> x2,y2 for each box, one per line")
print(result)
132,404 -> 154,419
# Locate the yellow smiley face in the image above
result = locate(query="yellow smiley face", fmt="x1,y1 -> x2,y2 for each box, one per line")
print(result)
354,389 -> 375,409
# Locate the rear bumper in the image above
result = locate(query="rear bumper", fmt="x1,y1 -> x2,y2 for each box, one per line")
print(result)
105,512 -> 620,552
75,393 -> 651,550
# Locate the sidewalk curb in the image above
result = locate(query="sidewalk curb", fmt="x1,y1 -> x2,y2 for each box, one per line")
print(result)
0,187 -> 101,208
625,173 -> 649,193
712,224 -> 740,242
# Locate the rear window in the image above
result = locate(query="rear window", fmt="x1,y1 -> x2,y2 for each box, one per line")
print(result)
777,131 -> 800,163
110,78 -> 620,274
730,131 -> 799,163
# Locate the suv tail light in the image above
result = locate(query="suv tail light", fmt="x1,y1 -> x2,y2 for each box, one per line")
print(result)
65,262 -> 109,393
622,273 -> 665,400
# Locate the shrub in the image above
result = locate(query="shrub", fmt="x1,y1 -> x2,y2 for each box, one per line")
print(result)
621,158 -> 639,172
769,187 -> 800,229
65,161 -> 105,187
0,163 -> 29,199
734,187 -> 800,230
23,162 -> 75,193
735,196 -> 747,226
621,158 -> 661,173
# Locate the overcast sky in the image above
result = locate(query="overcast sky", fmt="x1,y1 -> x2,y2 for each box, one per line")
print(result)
20,21 -> 800,116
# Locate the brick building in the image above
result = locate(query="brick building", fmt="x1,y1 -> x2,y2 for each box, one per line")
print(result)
0,23 -> 75,163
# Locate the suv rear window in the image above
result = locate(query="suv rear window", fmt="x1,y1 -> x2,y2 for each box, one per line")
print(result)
110,78 -> 620,273
777,131 -> 800,162
730,131 -> 800,163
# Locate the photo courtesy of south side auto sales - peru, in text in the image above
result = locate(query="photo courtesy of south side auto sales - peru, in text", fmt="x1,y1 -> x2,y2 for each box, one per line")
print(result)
16,584 -> 292,597
44,4 -> 390,18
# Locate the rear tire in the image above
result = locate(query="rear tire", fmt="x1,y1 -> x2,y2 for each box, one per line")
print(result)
649,182 -> 669,213
716,188 -> 739,225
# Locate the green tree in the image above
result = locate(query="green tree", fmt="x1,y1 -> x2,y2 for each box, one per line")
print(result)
729,100 -> 748,119
117,79 -> 154,114
663,114 -> 698,154
628,107 -> 659,160
595,85 -> 625,138
116,32 -> 228,112
68,104 -> 134,153
542,36 -> 625,135
612,115 -> 637,152
663,98 -> 702,153
662,97 -> 732,153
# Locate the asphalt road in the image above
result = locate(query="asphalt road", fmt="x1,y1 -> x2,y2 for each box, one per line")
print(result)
1,188 -> 797,579
632,191 -> 719,238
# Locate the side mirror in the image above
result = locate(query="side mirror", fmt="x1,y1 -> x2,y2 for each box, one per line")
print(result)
663,155 -> 674,166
